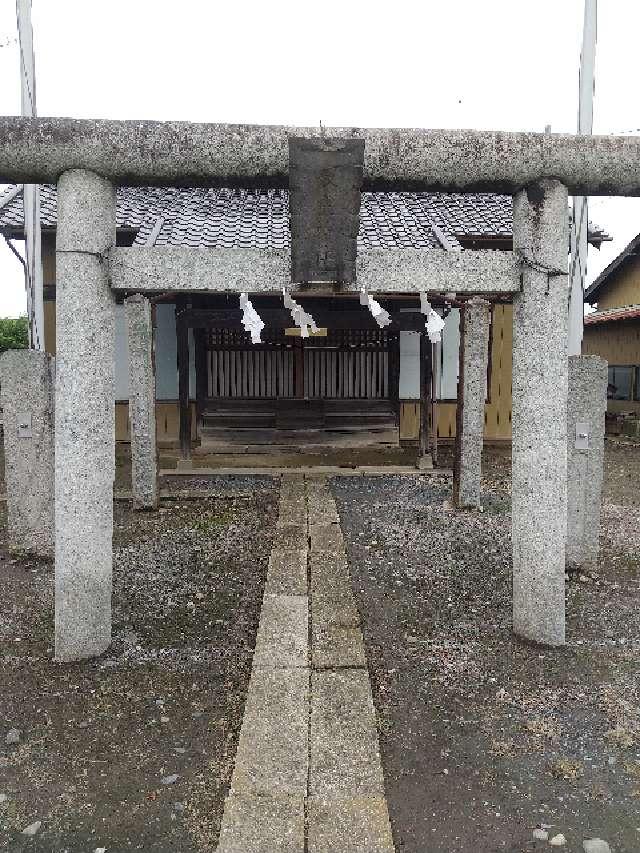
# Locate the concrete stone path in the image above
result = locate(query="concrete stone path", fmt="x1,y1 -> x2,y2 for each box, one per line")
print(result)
216,474 -> 395,853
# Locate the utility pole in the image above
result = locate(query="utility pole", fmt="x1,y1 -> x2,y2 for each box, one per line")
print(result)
568,0 -> 597,356
16,0 -> 44,350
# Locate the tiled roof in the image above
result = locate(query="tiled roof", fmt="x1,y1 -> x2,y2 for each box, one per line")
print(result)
584,304 -> 640,325
0,184 -> 610,250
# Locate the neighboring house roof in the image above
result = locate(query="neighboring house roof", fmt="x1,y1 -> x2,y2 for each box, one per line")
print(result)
584,231 -> 640,304
0,184 -> 611,251
584,304 -> 640,325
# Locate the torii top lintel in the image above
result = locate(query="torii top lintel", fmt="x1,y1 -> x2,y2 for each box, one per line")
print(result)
1,116 -> 640,196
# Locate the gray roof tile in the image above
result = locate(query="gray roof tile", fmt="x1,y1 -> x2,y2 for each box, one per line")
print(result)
0,185 -> 610,249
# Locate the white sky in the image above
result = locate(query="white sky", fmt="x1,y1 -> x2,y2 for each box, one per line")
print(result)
0,0 -> 639,316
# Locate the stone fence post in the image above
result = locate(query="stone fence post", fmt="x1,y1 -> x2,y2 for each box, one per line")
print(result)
0,349 -> 55,557
566,355 -> 607,571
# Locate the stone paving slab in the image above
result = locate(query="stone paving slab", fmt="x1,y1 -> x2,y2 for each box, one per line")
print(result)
279,480 -> 307,498
312,624 -> 367,668
310,670 -> 385,797
312,591 -> 360,629
305,478 -> 330,495
307,795 -> 395,853
309,551 -> 352,600
253,594 -> 308,668
306,498 -> 339,524
308,548 -> 348,571
280,479 -> 307,500
217,793 -> 305,853
265,548 -> 308,596
307,477 -> 340,524
230,667 -> 309,796
278,505 -> 307,526
273,522 -> 308,550
309,521 -> 344,553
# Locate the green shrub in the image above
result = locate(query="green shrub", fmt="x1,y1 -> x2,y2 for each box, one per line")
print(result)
0,316 -> 29,353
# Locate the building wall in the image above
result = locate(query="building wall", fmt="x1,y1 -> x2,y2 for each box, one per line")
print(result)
583,319 -> 640,364
594,256 -> 640,310
397,304 -> 513,443
432,304 -> 512,442
116,400 -> 198,444
583,319 -> 640,416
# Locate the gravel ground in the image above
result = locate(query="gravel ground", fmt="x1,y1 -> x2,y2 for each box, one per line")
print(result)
332,442 -> 640,853
1,437 -> 639,852
0,479 -> 278,852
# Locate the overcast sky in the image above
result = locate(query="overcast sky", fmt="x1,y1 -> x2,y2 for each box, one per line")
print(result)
1,0 -> 639,316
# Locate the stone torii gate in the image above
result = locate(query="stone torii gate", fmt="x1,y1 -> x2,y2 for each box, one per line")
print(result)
0,118 -> 629,661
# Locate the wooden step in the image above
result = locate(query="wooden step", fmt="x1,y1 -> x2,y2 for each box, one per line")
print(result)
198,426 -> 400,450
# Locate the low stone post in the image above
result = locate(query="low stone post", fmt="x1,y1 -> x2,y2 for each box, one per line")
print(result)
125,294 -> 158,510
567,355 -> 607,571
0,349 -> 55,557
512,179 -> 569,647
453,297 -> 490,508
55,169 -> 116,662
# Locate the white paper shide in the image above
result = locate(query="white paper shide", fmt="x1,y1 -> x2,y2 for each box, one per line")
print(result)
239,292 -> 265,344
283,288 -> 318,338
419,292 -> 446,343
360,287 -> 391,328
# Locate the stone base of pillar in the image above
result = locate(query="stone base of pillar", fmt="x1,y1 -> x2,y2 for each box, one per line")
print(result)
0,349 -> 55,558
567,355 -> 607,571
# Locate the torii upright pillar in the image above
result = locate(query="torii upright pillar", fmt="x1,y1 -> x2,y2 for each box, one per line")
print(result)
511,179 -> 569,647
54,169 -> 116,661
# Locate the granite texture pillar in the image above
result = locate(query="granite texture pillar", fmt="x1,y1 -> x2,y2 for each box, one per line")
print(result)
512,179 -> 569,647
567,355 -> 607,570
0,349 -> 55,557
54,169 -> 116,662
453,297 -> 490,508
125,295 -> 158,510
